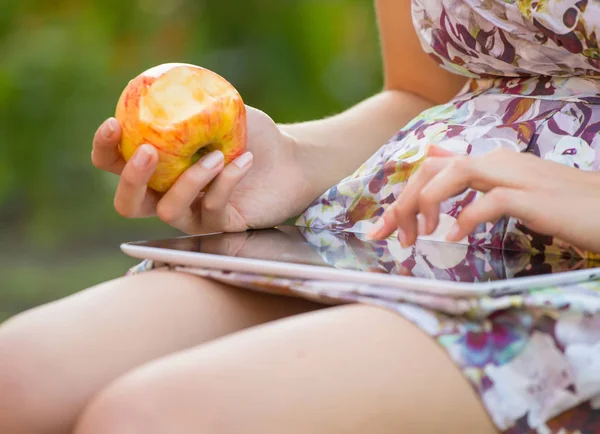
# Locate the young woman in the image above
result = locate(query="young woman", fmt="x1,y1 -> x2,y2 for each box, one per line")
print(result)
1,1 -> 600,433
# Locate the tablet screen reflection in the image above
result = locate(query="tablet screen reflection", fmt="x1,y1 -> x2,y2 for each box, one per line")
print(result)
134,226 -> 599,283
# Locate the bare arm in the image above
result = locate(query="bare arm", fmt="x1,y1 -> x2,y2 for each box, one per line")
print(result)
280,0 -> 467,198
91,0 -> 470,234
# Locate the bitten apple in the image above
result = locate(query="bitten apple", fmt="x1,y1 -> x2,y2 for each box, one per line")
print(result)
115,63 -> 247,192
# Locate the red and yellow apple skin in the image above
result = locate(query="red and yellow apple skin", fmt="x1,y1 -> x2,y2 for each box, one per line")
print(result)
115,63 -> 247,193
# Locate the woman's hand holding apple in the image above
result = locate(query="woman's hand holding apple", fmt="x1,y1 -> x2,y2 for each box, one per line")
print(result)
91,64 -> 315,234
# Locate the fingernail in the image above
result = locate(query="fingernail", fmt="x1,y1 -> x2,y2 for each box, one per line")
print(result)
132,145 -> 152,168
234,152 -> 253,169
446,223 -> 461,242
102,118 -> 118,139
397,227 -> 408,247
417,214 -> 427,236
368,219 -> 385,239
200,151 -> 224,169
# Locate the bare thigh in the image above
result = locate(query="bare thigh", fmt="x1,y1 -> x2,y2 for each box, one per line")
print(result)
0,269 -> 320,434
76,304 -> 498,434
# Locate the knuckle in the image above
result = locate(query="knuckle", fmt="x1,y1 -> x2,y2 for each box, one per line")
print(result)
391,202 -> 410,224
119,171 -> 137,190
91,149 -> 111,171
222,166 -> 240,181
201,197 -> 220,213
119,176 -> 137,191
381,204 -> 397,223
216,166 -> 241,185
92,135 -> 112,151
458,207 -> 477,227
450,156 -> 471,172
156,202 -> 180,225
418,158 -> 438,176
489,187 -> 511,207
113,197 -> 133,218
418,187 -> 436,208
179,167 -> 204,186
376,209 -> 393,229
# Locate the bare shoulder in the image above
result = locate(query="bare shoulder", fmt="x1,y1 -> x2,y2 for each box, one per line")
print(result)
375,0 -> 467,104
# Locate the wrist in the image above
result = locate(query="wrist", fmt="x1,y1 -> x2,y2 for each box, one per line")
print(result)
279,125 -> 334,203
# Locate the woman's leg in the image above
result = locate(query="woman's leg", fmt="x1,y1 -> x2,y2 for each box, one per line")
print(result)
75,304 -> 498,434
0,270 -> 321,434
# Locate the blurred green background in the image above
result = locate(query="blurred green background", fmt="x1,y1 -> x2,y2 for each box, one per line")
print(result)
0,0 -> 382,321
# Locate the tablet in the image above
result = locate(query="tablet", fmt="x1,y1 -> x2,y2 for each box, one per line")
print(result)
120,225 -> 600,297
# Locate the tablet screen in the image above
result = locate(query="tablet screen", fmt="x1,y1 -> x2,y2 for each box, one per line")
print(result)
129,226 -> 600,283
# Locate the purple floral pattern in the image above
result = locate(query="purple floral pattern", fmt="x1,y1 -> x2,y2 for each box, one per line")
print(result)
297,76 -> 600,260
412,0 -> 600,78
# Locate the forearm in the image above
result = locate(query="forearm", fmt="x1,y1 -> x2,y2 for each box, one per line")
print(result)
279,89 -> 435,198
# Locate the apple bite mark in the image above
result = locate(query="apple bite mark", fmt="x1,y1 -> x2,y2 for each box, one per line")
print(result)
139,70 -> 208,127
141,62 -> 192,78
115,63 -> 247,193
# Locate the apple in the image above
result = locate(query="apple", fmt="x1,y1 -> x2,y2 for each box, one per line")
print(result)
115,63 -> 247,192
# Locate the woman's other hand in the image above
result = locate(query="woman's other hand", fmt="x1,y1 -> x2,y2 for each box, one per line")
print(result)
370,146 -> 600,253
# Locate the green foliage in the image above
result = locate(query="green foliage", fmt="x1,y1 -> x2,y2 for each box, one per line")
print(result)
0,0 -> 381,317
1,0 -> 381,245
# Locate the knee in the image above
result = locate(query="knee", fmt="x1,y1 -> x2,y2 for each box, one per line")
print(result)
74,388 -> 148,434
74,373 -> 184,434
75,365 -> 221,434
0,314 -> 72,434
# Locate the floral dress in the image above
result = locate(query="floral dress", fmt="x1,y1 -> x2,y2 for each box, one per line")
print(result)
130,1 -> 600,432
